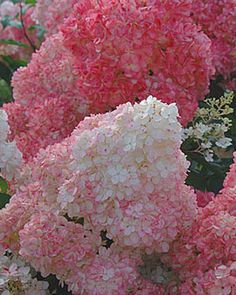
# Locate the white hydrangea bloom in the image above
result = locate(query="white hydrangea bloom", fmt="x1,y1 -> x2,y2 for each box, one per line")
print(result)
0,110 -> 22,180
182,92 -> 234,162
215,137 -> 232,148
0,111 -> 9,140
0,1 -> 19,17
54,96 -> 196,251
0,252 -> 50,295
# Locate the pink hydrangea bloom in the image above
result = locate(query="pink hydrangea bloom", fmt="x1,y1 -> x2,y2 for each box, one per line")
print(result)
58,97 -> 197,252
5,32 -> 87,160
62,0 -> 214,123
175,210 -> 236,275
0,183 -> 39,254
222,152 -> 236,191
19,211 -> 96,278
66,246 -> 140,295
6,0 -> 214,160
158,157 -> 236,292
32,0 -> 76,36
195,189 -> 215,207
178,263 -> 236,295
192,0 -> 236,88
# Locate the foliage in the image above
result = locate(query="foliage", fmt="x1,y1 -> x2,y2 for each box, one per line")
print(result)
182,91 -> 235,193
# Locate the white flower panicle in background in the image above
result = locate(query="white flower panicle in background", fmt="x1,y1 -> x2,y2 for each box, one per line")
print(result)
182,91 -> 234,162
0,110 -> 22,180
0,252 -> 50,295
0,1 -> 19,17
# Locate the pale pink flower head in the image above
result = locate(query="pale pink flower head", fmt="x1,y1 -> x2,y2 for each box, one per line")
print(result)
0,97 -> 198,292
66,247 -> 139,295
19,211 -> 96,279
178,262 -> 236,295
55,97 -> 197,252
165,192 -> 236,284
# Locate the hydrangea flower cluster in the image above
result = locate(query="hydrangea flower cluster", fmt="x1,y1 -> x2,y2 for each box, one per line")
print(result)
61,0 -> 214,122
182,91 -> 234,162
32,0 -> 75,36
0,97 -> 198,294
0,251 -> 50,295
157,152 -> 236,294
0,110 -> 22,181
4,32 -> 86,161
0,1 -> 38,60
5,0 -> 214,160
192,0 -> 236,89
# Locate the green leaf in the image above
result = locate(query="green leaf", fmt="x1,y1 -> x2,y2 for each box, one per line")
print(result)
28,24 -> 46,42
0,39 -> 30,48
2,55 -> 28,71
1,16 -> 22,29
0,193 -> 11,209
0,79 -> 12,105
0,61 -> 12,83
11,0 -> 22,3
206,172 -> 224,193
0,176 -> 8,194
24,0 -> 36,4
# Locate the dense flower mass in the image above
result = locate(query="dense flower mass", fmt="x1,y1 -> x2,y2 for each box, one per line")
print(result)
192,0 -> 236,89
19,212 -> 96,278
0,1 -> 235,294
0,97 -> 198,294
4,32 -> 85,160
159,153 -> 236,294
0,110 -> 22,181
61,0 -> 214,124
5,0 -> 215,160
32,0 -> 75,36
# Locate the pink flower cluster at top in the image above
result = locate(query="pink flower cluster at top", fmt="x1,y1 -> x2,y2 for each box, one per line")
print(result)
0,97 -> 199,294
192,0 -> 236,89
0,1 -> 38,60
4,0 -> 215,160
32,0 -> 75,36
